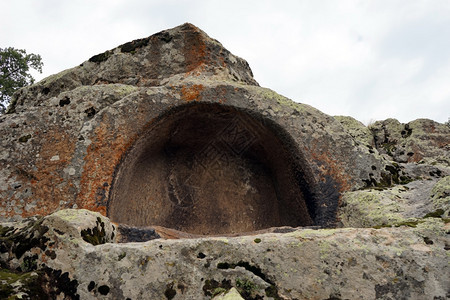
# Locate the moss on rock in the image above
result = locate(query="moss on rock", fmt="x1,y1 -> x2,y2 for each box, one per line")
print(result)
430,176 -> 450,217
338,189 -> 407,228
0,269 -> 47,299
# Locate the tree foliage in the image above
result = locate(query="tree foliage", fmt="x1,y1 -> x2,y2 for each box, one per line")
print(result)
0,47 -> 43,112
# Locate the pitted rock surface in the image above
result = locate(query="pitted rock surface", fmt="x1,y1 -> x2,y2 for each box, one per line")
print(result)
0,23 -> 449,299
0,23 -> 395,231
370,118 -> 450,165
0,209 -> 448,299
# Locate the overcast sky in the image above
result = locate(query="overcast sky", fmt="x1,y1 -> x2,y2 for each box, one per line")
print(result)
2,0 -> 449,124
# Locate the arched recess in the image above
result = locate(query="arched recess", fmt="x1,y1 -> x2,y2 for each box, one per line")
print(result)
107,103 -> 319,235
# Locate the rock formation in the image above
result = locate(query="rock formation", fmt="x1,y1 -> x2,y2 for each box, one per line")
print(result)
0,23 -> 448,299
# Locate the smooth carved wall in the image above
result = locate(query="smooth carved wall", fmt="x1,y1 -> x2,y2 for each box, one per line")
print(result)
108,103 -> 315,235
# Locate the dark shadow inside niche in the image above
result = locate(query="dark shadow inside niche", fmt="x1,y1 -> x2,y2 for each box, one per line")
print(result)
107,103 -> 318,235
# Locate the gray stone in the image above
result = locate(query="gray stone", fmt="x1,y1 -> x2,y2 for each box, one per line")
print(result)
0,209 -> 448,299
334,115 -> 374,148
0,23 -> 449,300
0,23 -> 390,230
212,288 -> 244,300
369,118 -> 450,165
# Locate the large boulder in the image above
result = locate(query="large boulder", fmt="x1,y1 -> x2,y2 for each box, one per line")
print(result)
369,118 -> 450,165
338,176 -> 449,228
0,209 -> 448,299
0,23 -> 388,230
0,23 -> 449,299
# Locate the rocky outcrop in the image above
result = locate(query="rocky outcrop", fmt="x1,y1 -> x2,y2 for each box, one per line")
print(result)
0,23 -> 392,230
369,118 -> 450,165
0,23 -> 449,299
1,209 -> 448,299
334,115 -> 374,148
338,175 -> 449,228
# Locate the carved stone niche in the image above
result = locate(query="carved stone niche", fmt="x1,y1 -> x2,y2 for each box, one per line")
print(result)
108,103 -> 316,235
1,24 -> 373,239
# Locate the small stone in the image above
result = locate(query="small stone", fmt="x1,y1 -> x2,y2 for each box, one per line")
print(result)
212,288 -> 244,300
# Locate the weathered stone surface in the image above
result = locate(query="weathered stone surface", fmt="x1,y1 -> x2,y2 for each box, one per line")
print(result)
0,23 -> 449,299
212,287 -> 244,300
338,176 -> 449,228
370,118 -> 450,165
0,209 -> 448,299
0,23 -> 391,231
334,115 -> 374,148
7,23 -> 258,113
430,176 -> 450,218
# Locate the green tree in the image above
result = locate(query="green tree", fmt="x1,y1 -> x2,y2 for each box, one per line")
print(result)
0,47 -> 43,113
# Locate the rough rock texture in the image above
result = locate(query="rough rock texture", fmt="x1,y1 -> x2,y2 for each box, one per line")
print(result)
369,118 -> 450,165
430,176 -> 450,217
338,176 -> 449,228
0,23 -> 391,231
1,209 -> 449,299
334,115 -> 374,148
0,23 -> 449,299
212,288 -> 244,300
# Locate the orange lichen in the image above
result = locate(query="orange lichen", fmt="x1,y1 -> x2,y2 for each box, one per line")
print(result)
408,145 -> 423,163
310,143 -> 352,194
76,103 -> 160,215
183,26 -> 208,73
77,121 -> 132,214
5,126 -> 78,218
181,84 -> 204,102
216,86 -> 228,103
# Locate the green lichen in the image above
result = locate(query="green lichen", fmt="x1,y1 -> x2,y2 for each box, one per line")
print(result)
235,277 -> 259,299
286,228 -> 342,239
256,87 -> 305,113
40,68 -> 74,86
430,176 -> 450,217
413,218 -> 447,237
212,287 -> 228,297
334,115 -> 374,146
382,142 -> 397,156
18,134 -> 31,143
0,269 -> 46,299
424,209 -> 445,218
319,240 -> 332,260
393,220 -> 422,228
372,213 -> 447,230
114,84 -> 138,97
202,279 -> 232,297
339,190 -> 406,228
